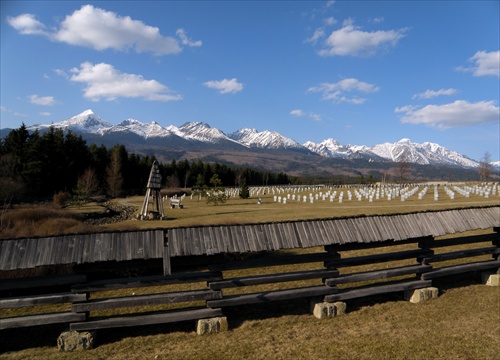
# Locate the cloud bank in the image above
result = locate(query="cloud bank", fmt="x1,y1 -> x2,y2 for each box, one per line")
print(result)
8,5 -> 201,55
70,62 -> 182,101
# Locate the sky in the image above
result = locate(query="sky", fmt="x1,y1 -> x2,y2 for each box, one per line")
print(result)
1,1 -> 499,162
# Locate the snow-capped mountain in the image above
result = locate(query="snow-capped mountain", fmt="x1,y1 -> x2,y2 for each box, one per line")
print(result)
176,122 -> 240,145
22,110 -> 483,169
228,128 -> 304,150
304,138 -> 479,168
29,109 -> 112,132
303,138 -> 354,158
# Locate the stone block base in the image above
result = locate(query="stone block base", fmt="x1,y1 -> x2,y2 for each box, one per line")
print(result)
196,316 -> 228,335
311,301 -> 346,319
57,331 -> 96,351
482,272 -> 500,286
405,287 -> 439,303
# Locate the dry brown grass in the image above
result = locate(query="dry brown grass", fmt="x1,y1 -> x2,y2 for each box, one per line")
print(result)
0,204 -> 100,239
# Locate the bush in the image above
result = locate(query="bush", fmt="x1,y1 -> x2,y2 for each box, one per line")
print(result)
53,191 -> 71,207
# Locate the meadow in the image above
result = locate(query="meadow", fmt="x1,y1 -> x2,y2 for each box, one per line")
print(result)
0,182 -> 499,359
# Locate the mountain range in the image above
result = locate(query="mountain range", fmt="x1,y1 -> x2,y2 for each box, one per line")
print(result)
2,110 -> 498,179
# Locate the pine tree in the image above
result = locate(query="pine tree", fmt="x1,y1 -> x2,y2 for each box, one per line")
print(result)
206,174 -> 228,206
239,178 -> 250,199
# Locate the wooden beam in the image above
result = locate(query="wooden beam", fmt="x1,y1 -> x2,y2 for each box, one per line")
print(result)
324,280 -> 432,302
206,285 -> 338,308
432,233 -> 499,248
325,249 -> 429,268
163,233 -> 171,276
422,260 -> 500,280
70,308 -> 223,331
72,271 -> 222,293
0,312 -> 87,330
422,247 -> 500,264
72,289 -> 222,312
0,274 -> 87,292
209,269 -> 339,290
324,264 -> 432,286
0,292 -> 87,309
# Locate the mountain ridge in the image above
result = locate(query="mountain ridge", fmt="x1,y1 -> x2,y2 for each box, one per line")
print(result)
20,109 -> 484,169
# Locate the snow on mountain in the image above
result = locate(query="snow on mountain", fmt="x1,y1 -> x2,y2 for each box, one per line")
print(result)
28,109 -> 112,133
303,138 -> 353,158
228,128 -> 304,149
369,138 -> 479,167
176,122 -> 237,144
100,119 -> 174,138
22,110 -> 482,168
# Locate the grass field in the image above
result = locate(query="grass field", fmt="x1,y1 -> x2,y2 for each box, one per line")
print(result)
1,183 -> 499,359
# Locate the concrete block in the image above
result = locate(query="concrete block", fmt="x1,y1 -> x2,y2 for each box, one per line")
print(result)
405,287 -> 439,303
482,273 -> 500,286
57,331 -> 96,351
196,316 -> 228,335
311,301 -> 346,319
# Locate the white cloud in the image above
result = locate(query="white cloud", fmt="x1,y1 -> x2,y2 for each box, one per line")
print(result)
7,13 -> 47,35
203,78 -> 244,94
305,28 -> 325,44
39,112 -> 51,116
396,100 -> 500,129
412,88 -> 458,100
7,5 -> 200,55
290,109 -> 321,122
176,28 -> 202,47
308,78 -> 379,104
290,109 -> 304,117
457,50 -> 500,77
29,94 -> 56,106
69,62 -> 182,102
318,19 -> 407,57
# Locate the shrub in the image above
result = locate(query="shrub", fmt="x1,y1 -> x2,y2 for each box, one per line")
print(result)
53,191 -> 71,207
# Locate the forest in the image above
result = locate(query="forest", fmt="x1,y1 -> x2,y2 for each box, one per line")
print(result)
0,124 -> 292,202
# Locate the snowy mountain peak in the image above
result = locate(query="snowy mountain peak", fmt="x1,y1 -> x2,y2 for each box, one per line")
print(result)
178,121 -> 233,143
21,110 -> 482,168
228,128 -> 304,149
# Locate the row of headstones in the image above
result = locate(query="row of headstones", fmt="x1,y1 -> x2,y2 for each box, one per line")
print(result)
268,183 -> 499,204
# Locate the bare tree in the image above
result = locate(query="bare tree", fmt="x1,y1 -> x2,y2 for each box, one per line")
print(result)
106,147 -> 123,198
78,167 -> 100,198
396,156 -> 411,183
478,151 -> 492,181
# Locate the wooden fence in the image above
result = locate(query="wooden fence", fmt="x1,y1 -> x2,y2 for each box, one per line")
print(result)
1,207 -> 499,339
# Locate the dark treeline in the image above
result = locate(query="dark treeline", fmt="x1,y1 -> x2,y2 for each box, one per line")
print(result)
0,124 -> 292,201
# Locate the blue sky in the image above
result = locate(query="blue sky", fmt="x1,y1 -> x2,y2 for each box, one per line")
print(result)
1,1 -> 499,162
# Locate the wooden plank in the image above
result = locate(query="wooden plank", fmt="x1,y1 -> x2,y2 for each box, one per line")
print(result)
325,264 -> 432,286
0,292 -> 87,309
422,247 -> 500,264
71,272 -> 223,293
324,280 -> 432,302
0,274 -> 87,292
209,252 -> 329,271
72,289 -> 222,312
70,308 -> 223,331
163,234 -> 171,276
432,233 -> 499,248
0,312 -> 87,330
325,249 -> 427,268
206,285 -> 339,308
422,260 -> 500,280
209,269 -> 340,290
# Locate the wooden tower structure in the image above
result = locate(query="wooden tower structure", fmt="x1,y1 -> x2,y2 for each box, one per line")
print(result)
139,160 -> 164,220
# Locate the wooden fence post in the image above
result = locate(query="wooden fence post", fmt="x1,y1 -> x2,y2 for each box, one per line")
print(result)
163,232 -> 171,276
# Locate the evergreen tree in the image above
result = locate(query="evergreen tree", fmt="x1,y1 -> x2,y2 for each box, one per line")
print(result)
239,178 -> 250,199
206,174 -> 228,206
